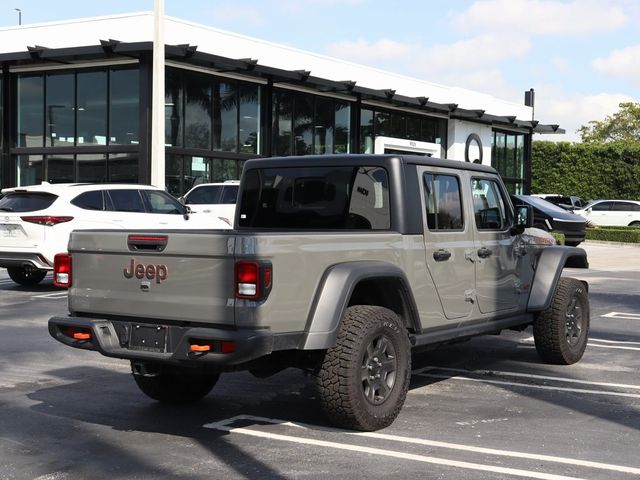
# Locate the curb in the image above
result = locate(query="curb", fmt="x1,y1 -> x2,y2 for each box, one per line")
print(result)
583,240 -> 640,248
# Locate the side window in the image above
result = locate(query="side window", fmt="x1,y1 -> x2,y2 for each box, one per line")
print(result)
471,178 -> 508,230
108,190 -> 145,213
143,190 -> 183,214
220,185 -> 239,204
423,173 -> 464,231
592,202 -> 612,211
71,191 -> 104,211
186,185 -> 222,205
612,202 -> 635,212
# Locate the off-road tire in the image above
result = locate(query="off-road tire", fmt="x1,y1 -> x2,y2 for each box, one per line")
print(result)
534,277 -> 589,365
7,266 -> 47,286
316,305 -> 411,431
132,365 -> 219,404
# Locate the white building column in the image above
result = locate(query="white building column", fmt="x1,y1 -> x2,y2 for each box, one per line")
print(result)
150,0 -> 165,188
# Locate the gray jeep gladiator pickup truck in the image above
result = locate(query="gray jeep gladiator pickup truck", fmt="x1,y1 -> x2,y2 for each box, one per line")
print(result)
49,154 -> 589,431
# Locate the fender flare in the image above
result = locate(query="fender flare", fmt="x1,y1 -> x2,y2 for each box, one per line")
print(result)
527,246 -> 589,312
299,261 -> 420,350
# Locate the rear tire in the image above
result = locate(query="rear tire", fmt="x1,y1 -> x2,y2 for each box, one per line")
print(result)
7,266 -> 47,286
132,364 -> 219,404
316,305 -> 411,431
533,277 -> 589,365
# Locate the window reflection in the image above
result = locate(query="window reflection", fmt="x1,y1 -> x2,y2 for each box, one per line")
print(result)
18,76 -> 44,148
77,154 -> 107,183
239,84 -> 260,154
165,68 -> 183,147
46,154 -> 74,183
17,155 -> 43,186
108,153 -> 138,183
46,73 -> 75,147
185,72 -> 211,149
109,68 -> 139,145
215,81 -> 237,152
77,71 -> 107,146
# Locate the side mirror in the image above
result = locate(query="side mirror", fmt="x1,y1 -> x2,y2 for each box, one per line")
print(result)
182,205 -> 191,220
511,205 -> 533,235
178,196 -> 186,204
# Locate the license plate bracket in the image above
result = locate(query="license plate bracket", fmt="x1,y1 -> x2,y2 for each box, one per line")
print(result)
129,324 -> 167,352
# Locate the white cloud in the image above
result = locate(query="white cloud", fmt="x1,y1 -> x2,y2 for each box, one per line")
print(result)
454,0 -> 628,35
551,56 -> 570,73
325,34 -> 530,94
210,6 -> 264,26
534,87 -> 634,142
593,45 -> 640,84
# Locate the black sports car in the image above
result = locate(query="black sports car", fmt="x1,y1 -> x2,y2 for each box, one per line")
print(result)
512,195 -> 586,246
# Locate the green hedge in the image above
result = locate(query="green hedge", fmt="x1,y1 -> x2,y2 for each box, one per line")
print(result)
532,141 -> 640,200
586,228 -> 640,243
551,232 -> 565,245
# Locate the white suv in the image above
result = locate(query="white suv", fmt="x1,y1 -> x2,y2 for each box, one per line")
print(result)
0,183 -> 230,286
180,180 -> 239,226
574,199 -> 640,227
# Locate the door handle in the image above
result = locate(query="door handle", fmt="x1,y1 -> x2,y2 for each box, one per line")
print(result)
433,249 -> 452,262
477,247 -> 493,258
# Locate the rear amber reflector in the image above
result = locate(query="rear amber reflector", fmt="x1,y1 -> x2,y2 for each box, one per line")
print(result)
190,344 -> 211,352
73,332 -> 91,340
62,326 -> 91,341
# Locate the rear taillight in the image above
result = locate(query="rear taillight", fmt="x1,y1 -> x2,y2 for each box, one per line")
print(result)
54,253 -> 72,288
21,216 -> 73,226
235,261 -> 272,300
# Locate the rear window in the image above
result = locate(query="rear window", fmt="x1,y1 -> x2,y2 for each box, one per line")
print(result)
238,166 -> 390,230
0,192 -> 57,212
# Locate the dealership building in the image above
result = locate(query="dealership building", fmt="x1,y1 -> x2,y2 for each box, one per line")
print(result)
0,12 -> 562,196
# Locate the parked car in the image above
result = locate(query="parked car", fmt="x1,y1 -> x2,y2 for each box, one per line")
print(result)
511,195 -> 586,246
0,182 -> 230,286
573,199 -> 640,227
179,180 -> 239,226
532,194 -> 585,211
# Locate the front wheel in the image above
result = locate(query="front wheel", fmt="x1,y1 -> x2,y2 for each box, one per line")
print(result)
316,305 -> 411,431
132,363 -> 219,404
533,277 -> 589,365
7,266 -> 47,286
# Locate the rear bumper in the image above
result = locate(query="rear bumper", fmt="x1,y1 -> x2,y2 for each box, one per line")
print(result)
0,252 -> 52,270
48,315 -> 275,367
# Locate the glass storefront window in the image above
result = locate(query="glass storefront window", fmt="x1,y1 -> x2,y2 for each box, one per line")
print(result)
108,153 -> 138,183
46,73 -> 75,147
17,155 -> 43,186
165,68 -> 183,147
17,76 -> 44,148
335,101 -> 350,154
375,111 -> 391,137
239,84 -> 260,154
214,81 -> 238,152
272,90 -> 293,156
110,68 -> 139,145
314,97 -> 333,155
390,113 -> 405,138
492,131 -> 526,194
46,154 -> 74,183
360,109 -> 374,153
184,72 -> 211,150
77,154 -> 107,183
77,71 -> 107,146
294,94 -> 313,155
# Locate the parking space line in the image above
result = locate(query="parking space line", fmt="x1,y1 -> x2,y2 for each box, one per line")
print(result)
205,416 -> 584,480
414,366 -> 640,391
206,415 -> 640,477
418,373 -> 640,399
602,312 -> 640,320
589,338 -> 640,345
31,292 -> 67,299
586,343 -> 640,352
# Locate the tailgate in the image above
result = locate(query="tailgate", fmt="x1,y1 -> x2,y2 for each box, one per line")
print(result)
0,213 -> 46,248
67,230 -> 236,326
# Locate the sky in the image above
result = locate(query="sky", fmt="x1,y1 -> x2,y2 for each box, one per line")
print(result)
1,0 -> 638,142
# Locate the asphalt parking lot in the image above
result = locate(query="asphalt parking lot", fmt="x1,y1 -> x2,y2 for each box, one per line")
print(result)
1,242 -> 639,480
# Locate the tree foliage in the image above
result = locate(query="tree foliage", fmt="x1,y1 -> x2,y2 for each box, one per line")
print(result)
531,141 -> 640,200
578,102 -> 640,143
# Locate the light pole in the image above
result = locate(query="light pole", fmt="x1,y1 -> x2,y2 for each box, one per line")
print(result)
14,8 -> 21,26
